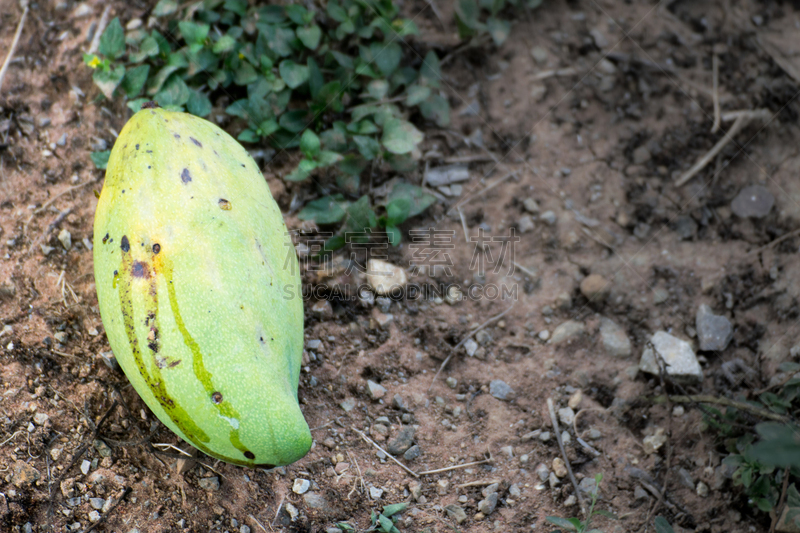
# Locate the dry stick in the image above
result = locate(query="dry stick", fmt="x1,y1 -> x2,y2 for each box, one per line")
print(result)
351,426 -> 419,478
248,513 -> 270,533
0,1 -> 29,95
78,487 -> 132,533
547,398 -> 586,516
428,304 -> 515,391
711,54 -> 721,133
23,180 -> 97,236
746,227 -> 800,257
531,67 -> 578,81
418,458 -> 492,476
347,449 -> 365,494
87,5 -> 113,55
651,394 -> 790,422
443,154 -> 497,164
770,466 -> 791,533
642,347 -> 674,528
455,479 -> 502,489
446,170 -> 518,215
457,206 -> 469,243
512,261 -> 537,279
676,109 -> 771,187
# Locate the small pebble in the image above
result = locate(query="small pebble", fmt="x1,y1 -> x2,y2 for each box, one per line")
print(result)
540,210 -> 557,226
489,380 -> 515,401
58,229 -> 72,250
292,478 -> 310,494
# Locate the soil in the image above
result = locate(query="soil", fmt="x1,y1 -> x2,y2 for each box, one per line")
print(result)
2,0 -> 800,532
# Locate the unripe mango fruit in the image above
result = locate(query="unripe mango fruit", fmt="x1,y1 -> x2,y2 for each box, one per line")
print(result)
93,105 -> 311,467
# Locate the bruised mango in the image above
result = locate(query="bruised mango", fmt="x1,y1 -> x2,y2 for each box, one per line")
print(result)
93,104 -> 310,467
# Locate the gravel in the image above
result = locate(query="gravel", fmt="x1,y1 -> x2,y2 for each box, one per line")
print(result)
695,304 -> 733,351
731,185 -> 774,218
639,331 -> 703,383
549,320 -> 585,345
386,426 -> 416,455
489,380 -> 515,401
599,317 -> 632,358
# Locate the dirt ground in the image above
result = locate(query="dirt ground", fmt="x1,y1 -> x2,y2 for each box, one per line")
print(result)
3,0 -> 800,532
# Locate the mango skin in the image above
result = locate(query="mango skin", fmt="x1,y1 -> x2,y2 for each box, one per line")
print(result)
93,107 -> 310,467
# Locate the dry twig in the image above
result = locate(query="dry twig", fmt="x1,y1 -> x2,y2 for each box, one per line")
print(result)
711,54 -> 721,133
351,426 -> 419,478
446,170 -> 518,215
88,6 -> 113,55
418,457 -> 492,475
0,1 -> 29,95
548,398 -> 586,515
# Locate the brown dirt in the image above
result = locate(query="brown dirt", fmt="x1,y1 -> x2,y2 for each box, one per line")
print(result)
2,0 -> 800,532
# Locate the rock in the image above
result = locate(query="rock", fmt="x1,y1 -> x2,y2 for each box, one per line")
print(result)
437,479 -> 450,495
293,478 -> 310,494
425,165 -> 470,187
538,330 -> 550,341
12,462 -> 41,486
731,185 -> 774,218
590,28 -> 609,48
198,476 -> 220,491
539,431 -> 551,442
387,426 -> 415,455
475,330 -> 492,346
695,304 -> 733,351
579,477 -> 599,497
445,504 -> 467,524
371,309 -> 394,328
558,407 -> 575,426
89,498 -> 105,510
530,46 -> 548,64
88,510 -> 101,522
41,244 -> 55,256
696,481 -> 709,497
340,398 -> 356,412
403,445 -> 421,461
518,215 -> 535,233
549,320 -> 585,345
639,331 -> 703,383
580,274 -> 609,301
58,229 -> 72,250
643,428 -> 667,454
673,215 -> 697,240
303,493 -> 331,511
482,483 -> 499,497
540,210 -> 557,226
463,338 -> 479,357
632,146 -> 651,165
599,318 -> 631,358
478,493 -> 498,515
535,463 -> 550,481
446,376 -> 458,389
652,288 -> 669,304
80,459 -> 91,475
311,299 -> 333,319
509,484 -> 521,498
677,468 -> 694,489
33,412 -> 49,426
409,480 -> 422,501
93,439 -> 112,457
523,198 -> 540,214
549,472 -> 560,488
489,380 -> 515,401
563,494 -> 577,507
392,394 -> 408,411
634,485 -> 649,502
530,84 -> 547,102
552,458 -> 567,478
366,259 -> 407,295
367,380 -> 387,400
369,486 -> 383,499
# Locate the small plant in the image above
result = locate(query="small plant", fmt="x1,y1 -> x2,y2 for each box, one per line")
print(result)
454,0 -> 542,46
545,473 -> 617,533
368,502 -> 407,533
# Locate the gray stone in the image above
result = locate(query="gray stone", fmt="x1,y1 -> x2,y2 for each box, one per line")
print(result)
198,476 -> 220,491
478,492 -> 498,515
445,376 -> 458,389
475,330 -> 492,346
633,485 -> 649,501
639,331 -> 703,383
539,431 -> 551,442
303,493 -> 330,510
292,478 -> 310,494
367,380 -> 387,400
673,215 -> 697,240
89,498 -> 105,510
403,445 -> 421,461
518,215 -> 535,233
445,504 -> 467,524
340,398 -> 356,412
696,304 -> 733,352
523,198 -> 540,214
88,510 -> 101,522
731,185 -> 774,218
58,229 -> 72,250
93,439 -> 112,457
489,380 -> 515,401
599,318 -> 631,358
392,394 -> 408,411
12,462 -> 41,487
509,483 -> 521,498
33,412 -> 50,426
369,486 -> 383,499
540,211 -> 557,226
530,46 -> 548,64
677,468 -> 694,489
535,463 -> 550,481
632,146 -> 651,165
578,477 -> 599,498
558,407 -> 575,426
549,320 -> 585,345
463,338 -> 479,357
80,460 -> 91,475
387,426 -> 415,455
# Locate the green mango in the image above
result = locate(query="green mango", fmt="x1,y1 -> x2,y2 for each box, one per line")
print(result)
93,104 -> 310,467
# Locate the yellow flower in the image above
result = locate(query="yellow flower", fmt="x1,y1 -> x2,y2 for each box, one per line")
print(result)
87,56 -> 102,69
238,53 -> 245,60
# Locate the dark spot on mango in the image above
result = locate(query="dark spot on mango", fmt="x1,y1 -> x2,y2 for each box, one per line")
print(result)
147,150 -> 152,153
168,360 -> 181,368
148,166 -> 151,169
218,199 -> 231,210
152,243 -> 161,254
190,137 -> 202,148
174,133 -> 180,139
102,233 -> 109,244
120,236 -> 130,253
212,392 -> 223,404
244,451 -> 255,460
131,261 -> 150,279
136,144 -> 140,150
122,190 -> 125,194
240,163 -> 245,168
181,168 -> 192,184
148,340 -> 159,353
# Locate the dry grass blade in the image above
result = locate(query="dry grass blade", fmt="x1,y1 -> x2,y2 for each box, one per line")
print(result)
0,1 -> 29,95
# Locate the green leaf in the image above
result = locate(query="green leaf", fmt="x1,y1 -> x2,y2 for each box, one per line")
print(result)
545,517 -> 577,531
126,98 -> 149,113
91,150 -> 111,170
213,35 -> 236,54
224,0 -> 247,17
307,57 -> 323,100
179,21 -> 210,44
330,51 -> 354,70
592,509 -> 618,520
186,90 -> 212,117
386,198 -> 410,226
752,422 -> 800,467
119,64 -> 150,97
381,118 -> 422,154
98,17 -> 125,60
258,24 -> 295,57
279,60 -> 309,89
258,119 -> 279,137
353,135 -> 381,160
315,150 -> 343,166
336,173 -> 360,195
486,17 -> 511,46
300,130 -> 321,159
155,75 -> 192,107
385,224 -> 402,246
371,41 -> 402,76
237,129 -> 260,143
377,513 -> 399,533
325,234 -> 346,251
147,63 -> 184,95
419,51 -> 442,88
234,61 -> 259,85
298,195 -> 350,224
327,1 -> 348,22
367,79 -> 389,100
345,195 -> 377,233
152,0 -> 178,16
279,109 -> 309,133
285,4 -> 309,24
296,25 -> 321,50
285,158 -> 318,181
388,182 -> 436,218
654,516 -> 675,533
406,85 -> 431,106
420,94 -> 450,127
129,35 -> 159,63
93,64 -> 126,99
